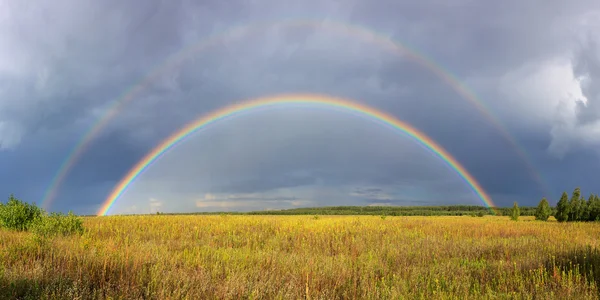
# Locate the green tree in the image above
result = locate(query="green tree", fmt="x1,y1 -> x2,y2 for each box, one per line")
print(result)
510,201 -> 520,221
578,196 -> 588,222
597,195 -> 600,220
592,194 -> 600,221
555,192 -> 570,222
534,197 -> 551,221
572,197 -> 581,221
569,188 -> 581,221
582,194 -> 593,221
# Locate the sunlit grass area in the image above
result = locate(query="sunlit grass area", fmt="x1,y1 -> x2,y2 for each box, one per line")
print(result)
2,215 -> 600,299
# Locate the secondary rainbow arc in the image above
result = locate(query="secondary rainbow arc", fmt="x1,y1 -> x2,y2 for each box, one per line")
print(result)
98,94 -> 496,216
41,18 -> 547,211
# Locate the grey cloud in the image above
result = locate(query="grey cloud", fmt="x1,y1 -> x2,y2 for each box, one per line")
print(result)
545,33 -> 600,157
363,199 -> 439,206
352,187 -> 383,196
574,38 -> 600,125
0,0 -> 186,147
203,195 -> 300,202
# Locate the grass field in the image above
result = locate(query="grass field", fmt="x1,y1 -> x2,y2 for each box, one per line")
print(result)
2,215 -> 600,299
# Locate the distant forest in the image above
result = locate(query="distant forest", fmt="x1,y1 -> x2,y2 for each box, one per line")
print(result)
88,188 -> 600,218
145,205 -> 543,217
246,205 -> 541,216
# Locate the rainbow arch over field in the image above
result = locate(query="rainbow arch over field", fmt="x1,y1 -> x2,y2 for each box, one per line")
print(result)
98,94 -> 496,216
41,18 -> 548,211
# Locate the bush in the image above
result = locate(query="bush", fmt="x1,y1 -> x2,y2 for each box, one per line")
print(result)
0,194 -> 84,237
30,212 -> 84,237
0,194 -> 44,231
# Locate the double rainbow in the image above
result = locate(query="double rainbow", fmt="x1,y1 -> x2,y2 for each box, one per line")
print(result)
41,19 -> 545,211
98,94 -> 496,216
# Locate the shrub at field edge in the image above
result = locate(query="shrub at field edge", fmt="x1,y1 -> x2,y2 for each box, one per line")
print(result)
0,194 -> 43,231
0,195 -> 84,237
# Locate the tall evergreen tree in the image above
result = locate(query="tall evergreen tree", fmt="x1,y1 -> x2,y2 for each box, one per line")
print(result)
569,188 -> 581,221
534,197 -> 551,221
593,195 -> 600,221
576,197 -> 584,221
577,196 -> 587,222
583,194 -> 593,221
555,192 -> 570,222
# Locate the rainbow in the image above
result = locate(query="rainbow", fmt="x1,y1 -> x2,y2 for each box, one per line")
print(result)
98,94 -> 496,216
42,18 -> 547,211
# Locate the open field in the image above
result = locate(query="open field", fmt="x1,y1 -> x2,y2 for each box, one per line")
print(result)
2,215 -> 600,299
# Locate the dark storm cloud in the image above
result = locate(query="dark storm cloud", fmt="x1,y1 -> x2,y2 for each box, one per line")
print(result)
0,140 -> 72,204
348,0 -> 599,76
1,0 -> 599,213
0,0 -> 188,145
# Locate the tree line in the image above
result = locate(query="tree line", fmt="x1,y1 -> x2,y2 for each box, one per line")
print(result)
247,206 -> 533,217
553,187 -> 600,222
5,189 -> 597,221
148,205 -> 538,217
511,187 -> 599,222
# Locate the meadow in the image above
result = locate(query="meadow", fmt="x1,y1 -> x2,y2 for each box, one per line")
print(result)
2,215 -> 600,299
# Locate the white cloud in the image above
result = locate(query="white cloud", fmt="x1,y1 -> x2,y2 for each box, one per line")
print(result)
468,56 -> 594,158
463,10 -> 600,159
478,58 -> 585,126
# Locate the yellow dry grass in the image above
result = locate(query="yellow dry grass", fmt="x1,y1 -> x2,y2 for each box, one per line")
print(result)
2,215 -> 600,299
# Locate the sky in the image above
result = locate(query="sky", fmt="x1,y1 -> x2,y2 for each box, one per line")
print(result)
1,0 -> 599,215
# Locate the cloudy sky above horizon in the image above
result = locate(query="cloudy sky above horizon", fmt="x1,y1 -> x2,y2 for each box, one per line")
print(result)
1,0 -> 599,215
